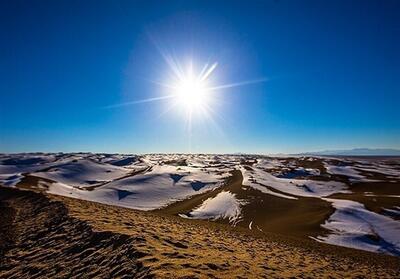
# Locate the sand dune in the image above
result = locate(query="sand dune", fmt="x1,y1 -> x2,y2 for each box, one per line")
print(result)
1,187 -> 399,278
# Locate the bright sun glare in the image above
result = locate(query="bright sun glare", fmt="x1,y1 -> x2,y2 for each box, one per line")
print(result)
175,73 -> 209,109
162,60 -> 218,114
108,55 -> 267,133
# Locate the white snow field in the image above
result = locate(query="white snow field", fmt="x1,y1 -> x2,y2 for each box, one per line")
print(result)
240,165 -> 349,199
34,159 -> 132,188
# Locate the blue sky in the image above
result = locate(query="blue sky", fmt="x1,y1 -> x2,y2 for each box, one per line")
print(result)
1,0 -> 399,154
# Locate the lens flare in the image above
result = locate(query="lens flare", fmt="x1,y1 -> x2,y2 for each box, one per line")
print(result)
168,62 -> 216,112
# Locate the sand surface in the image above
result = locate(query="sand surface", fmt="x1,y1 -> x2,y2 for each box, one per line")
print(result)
1,187 -> 399,278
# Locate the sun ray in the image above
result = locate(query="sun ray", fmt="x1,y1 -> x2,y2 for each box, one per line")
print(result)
198,62 -> 210,80
200,62 -> 218,81
155,99 -> 179,120
102,95 -> 175,109
208,77 -> 269,91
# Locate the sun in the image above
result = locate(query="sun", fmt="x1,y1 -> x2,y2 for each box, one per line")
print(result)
161,61 -> 218,113
175,74 -> 209,109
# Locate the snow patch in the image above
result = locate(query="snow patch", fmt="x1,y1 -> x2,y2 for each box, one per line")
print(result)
0,173 -> 23,187
314,198 -> 400,256
241,166 -> 348,199
180,191 -> 245,224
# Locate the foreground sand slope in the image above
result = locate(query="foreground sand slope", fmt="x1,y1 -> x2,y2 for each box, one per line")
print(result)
1,187 -> 399,278
0,188 -> 150,278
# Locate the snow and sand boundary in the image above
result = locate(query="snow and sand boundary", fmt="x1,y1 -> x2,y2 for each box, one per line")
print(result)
1,153 -> 399,257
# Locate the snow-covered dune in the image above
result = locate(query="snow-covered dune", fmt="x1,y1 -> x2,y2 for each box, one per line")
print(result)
241,165 -> 349,198
34,159 -> 131,188
33,159 -> 231,210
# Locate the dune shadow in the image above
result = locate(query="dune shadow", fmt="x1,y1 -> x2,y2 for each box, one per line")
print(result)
190,181 -> 207,191
170,174 -> 184,183
117,190 -> 135,200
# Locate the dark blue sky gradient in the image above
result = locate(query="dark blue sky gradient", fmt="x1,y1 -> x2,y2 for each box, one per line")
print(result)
1,0 -> 399,153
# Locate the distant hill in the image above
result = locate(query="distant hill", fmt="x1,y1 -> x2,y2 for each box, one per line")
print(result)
297,148 -> 400,156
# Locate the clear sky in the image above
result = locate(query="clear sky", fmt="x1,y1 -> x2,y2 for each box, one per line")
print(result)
1,0 -> 399,154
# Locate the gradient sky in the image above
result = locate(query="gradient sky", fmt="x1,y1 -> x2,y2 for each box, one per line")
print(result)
1,0 -> 399,154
